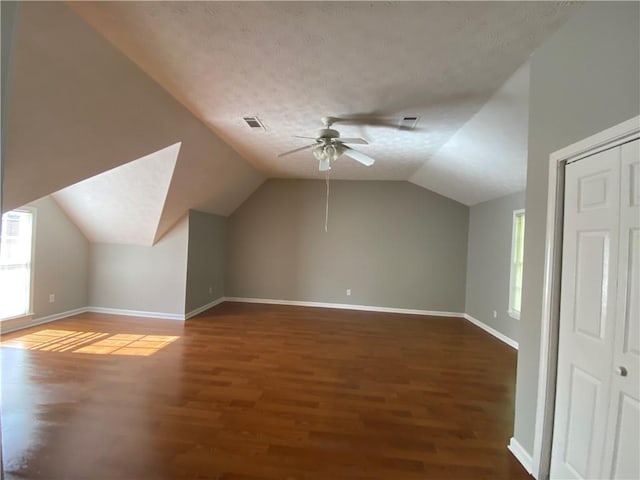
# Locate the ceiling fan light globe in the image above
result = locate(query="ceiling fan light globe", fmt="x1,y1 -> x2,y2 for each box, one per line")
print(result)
312,145 -> 325,161
319,157 -> 331,172
326,144 -> 339,162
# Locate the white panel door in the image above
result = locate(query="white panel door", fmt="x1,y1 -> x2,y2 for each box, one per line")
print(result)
601,139 -> 640,480
551,146 -> 621,479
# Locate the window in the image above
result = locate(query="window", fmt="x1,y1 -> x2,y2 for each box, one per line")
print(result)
0,209 -> 34,320
509,209 -> 525,320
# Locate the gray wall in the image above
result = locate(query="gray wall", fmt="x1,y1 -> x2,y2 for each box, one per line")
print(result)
89,216 -> 188,315
227,179 -> 469,312
30,196 -> 89,319
466,191 -> 525,342
514,2 -> 640,454
1,196 -> 90,333
185,210 -> 226,313
0,3 -> 17,461
1,1 -> 20,216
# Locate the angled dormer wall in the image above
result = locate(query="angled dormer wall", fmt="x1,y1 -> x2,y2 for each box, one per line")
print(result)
185,211 -> 227,316
88,216 -> 189,318
4,2 -> 264,235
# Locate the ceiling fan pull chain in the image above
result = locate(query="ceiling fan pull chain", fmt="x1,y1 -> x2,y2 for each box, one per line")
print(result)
325,170 -> 330,232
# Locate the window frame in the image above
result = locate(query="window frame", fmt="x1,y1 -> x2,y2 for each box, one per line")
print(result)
508,208 -> 525,320
0,206 -> 36,321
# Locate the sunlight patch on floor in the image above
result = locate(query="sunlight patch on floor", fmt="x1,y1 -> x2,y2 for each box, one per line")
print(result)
1,329 -> 179,356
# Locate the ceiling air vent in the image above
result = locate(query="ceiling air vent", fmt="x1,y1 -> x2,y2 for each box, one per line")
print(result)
398,116 -> 419,130
243,116 -> 265,130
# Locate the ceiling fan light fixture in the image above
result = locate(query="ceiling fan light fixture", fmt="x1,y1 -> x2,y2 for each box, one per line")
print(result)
318,157 -> 331,172
312,144 -> 325,161
326,144 -> 340,162
313,143 -> 342,170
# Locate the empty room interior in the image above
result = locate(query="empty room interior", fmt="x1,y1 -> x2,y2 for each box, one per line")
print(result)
1,2 -> 639,479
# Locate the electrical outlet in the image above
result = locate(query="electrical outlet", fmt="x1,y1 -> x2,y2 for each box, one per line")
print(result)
492,310 -> 497,318
346,289 -> 351,296
49,294 -> 55,303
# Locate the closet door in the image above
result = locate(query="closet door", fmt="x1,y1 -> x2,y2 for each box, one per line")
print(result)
550,146 -> 620,479
601,139 -> 639,479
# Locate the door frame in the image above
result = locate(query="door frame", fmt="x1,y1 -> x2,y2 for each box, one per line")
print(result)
531,115 -> 640,480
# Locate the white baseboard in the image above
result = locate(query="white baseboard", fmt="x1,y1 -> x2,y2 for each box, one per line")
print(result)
508,437 -> 533,475
0,307 -> 89,334
1,301 -> 520,352
224,299 -> 518,351
185,297 -> 226,320
87,306 -> 184,321
463,313 -> 518,350
224,297 -> 464,318
3,304 -> 204,334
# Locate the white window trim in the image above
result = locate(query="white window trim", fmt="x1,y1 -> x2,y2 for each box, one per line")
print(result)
508,208 -> 525,320
0,206 -> 37,321
26,206 -> 37,317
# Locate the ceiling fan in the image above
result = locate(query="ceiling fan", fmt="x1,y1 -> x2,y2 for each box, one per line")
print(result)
277,117 -> 376,172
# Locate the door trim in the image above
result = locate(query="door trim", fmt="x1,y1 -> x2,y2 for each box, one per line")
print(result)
532,115 -> 640,479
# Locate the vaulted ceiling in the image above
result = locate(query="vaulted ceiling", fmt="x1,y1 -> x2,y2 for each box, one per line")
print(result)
4,2 -> 579,244
71,1 -> 577,189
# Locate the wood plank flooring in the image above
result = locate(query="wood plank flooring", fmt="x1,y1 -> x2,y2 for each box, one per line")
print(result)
1,302 -> 531,479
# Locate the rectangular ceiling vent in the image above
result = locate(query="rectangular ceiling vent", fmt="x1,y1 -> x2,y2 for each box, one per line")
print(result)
243,116 -> 266,130
398,116 -> 419,130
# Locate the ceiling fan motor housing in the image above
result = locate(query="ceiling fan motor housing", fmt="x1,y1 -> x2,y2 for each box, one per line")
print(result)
317,128 -> 340,140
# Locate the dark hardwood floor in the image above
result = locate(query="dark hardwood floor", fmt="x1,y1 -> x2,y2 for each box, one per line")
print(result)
1,302 -> 531,479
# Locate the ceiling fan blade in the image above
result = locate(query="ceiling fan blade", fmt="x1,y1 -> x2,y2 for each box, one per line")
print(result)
342,146 -> 375,166
293,135 -> 318,140
277,144 -> 316,157
335,138 -> 368,145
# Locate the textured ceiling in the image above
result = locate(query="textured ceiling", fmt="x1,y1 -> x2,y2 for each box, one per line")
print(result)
70,1 -> 578,205
411,62 -> 530,205
52,143 -> 180,246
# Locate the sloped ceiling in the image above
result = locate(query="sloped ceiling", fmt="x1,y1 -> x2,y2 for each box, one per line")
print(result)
70,1 -> 578,204
411,62 -> 530,205
3,2 -> 580,246
52,143 -> 180,246
4,1 -> 264,241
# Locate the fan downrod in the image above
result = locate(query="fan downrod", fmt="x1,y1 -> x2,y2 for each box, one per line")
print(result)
321,116 -> 338,128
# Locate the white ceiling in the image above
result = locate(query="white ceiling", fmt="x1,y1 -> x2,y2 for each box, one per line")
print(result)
52,143 -> 180,246
411,61 -> 530,205
69,1 -> 578,206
